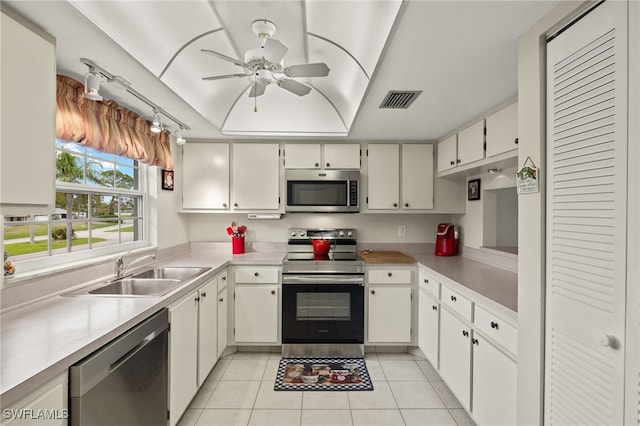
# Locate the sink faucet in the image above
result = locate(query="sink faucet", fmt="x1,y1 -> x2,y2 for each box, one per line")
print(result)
115,250 -> 157,279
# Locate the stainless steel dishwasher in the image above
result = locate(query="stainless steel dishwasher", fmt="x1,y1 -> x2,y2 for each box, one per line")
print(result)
70,309 -> 169,425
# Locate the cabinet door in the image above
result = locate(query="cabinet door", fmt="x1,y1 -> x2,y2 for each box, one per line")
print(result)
418,289 -> 440,368
367,144 -> 400,209
437,135 -> 457,173
217,287 -> 228,358
457,120 -> 485,166
439,308 -> 471,409
324,144 -> 360,169
485,102 -> 518,158
182,143 -> 230,210
232,144 -> 280,210
284,144 -> 321,169
168,292 -> 199,426
472,334 -> 517,426
234,285 -> 279,343
401,144 -> 434,209
1,373 -> 67,426
198,279 -> 218,385
367,286 -> 412,343
1,12 -> 55,215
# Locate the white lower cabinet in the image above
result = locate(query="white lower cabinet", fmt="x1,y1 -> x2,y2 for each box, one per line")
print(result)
234,285 -> 279,343
217,272 -> 228,358
418,287 -> 440,368
439,307 -> 472,410
0,373 -> 67,425
168,275 -> 220,426
367,286 -> 412,344
472,334 -> 517,426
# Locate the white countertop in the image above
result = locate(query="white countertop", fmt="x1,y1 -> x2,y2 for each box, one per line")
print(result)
1,247 -> 516,406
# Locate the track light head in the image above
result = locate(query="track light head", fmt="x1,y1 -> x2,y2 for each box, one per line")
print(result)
175,127 -> 186,145
150,109 -> 162,133
83,69 -> 106,101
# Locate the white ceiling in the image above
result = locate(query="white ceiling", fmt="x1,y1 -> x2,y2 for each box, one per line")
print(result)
4,0 -> 559,141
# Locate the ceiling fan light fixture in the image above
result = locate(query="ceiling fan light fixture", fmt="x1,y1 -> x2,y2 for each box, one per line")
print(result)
150,109 -> 162,133
255,69 -> 272,86
83,69 -> 106,101
251,19 -> 276,40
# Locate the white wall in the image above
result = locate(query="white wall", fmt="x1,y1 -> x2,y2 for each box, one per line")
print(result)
517,2 -> 587,424
187,212 -> 452,244
453,166 -> 517,249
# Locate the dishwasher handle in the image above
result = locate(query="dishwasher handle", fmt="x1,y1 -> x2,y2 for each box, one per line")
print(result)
70,309 -> 168,397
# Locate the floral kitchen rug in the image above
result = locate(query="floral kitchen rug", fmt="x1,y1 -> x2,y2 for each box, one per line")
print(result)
274,358 -> 373,391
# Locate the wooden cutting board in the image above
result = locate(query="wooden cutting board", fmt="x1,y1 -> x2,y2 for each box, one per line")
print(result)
359,250 -> 415,264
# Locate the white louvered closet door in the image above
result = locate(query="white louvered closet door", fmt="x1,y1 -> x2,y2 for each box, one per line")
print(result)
546,2 -> 628,425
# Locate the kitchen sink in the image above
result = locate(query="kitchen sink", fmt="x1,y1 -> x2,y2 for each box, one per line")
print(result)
64,266 -> 211,297
88,278 -> 182,296
130,267 -> 207,281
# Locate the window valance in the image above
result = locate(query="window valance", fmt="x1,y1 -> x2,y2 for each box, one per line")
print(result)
55,74 -> 173,170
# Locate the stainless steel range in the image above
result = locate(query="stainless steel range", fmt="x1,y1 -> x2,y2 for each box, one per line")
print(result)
282,228 -> 365,358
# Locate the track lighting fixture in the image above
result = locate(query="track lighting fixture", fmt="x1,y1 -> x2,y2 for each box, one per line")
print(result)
83,67 -> 106,101
150,109 -> 163,133
175,127 -> 186,145
80,58 -> 190,133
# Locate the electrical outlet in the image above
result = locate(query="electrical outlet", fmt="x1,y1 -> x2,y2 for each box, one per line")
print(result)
398,225 -> 407,237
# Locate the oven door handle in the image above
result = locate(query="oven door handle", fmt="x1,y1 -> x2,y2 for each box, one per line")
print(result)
282,275 -> 364,285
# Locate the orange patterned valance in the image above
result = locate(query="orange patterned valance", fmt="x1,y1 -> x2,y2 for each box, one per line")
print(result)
55,74 -> 173,170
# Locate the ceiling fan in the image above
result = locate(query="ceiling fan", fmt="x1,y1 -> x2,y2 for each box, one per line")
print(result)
201,19 -> 330,98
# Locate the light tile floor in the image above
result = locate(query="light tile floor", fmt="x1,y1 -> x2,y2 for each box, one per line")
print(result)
177,352 -> 476,426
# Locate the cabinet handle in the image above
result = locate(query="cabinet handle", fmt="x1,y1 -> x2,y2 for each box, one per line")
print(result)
450,295 -> 457,302
424,279 -> 429,283
371,290 -> 376,295
254,272 -> 259,277
450,160 -> 455,165
201,292 -> 207,298
271,290 -> 276,295
387,272 -> 392,277
195,296 -> 200,302
432,305 -> 438,311
456,159 -> 461,164
490,321 -> 499,329
462,330 -> 469,337
514,137 -> 519,145
404,203 -> 409,207
315,162 -> 319,167
393,203 -> 398,207
234,203 -> 238,207
222,276 -> 226,281
326,162 -> 330,167
223,203 -> 228,208
472,338 -> 479,345
219,297 -> 224,302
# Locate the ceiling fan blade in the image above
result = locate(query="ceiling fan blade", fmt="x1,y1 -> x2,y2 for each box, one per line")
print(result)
202,73 -> 247,81
262,38 -> 288,64
201,49 -> 246,68
277,78 -> 311,96
249,83 -> 266,98
284,63 -> 330,78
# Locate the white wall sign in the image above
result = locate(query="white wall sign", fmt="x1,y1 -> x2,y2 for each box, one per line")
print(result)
516,157 -> 539,194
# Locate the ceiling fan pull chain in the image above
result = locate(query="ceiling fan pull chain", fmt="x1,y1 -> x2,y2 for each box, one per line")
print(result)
254,75 -> 258,112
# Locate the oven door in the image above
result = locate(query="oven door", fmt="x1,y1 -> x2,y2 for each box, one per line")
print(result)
282,281 -> 364,344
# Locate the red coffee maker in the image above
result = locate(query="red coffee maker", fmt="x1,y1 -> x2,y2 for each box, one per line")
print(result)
435,223 -> 459,256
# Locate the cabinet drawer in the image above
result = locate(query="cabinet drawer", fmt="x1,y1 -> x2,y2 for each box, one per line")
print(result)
474,305 -> 518,355
418,270 -> 440,298
368,269 -> 412,284
235,267 -> 279,283
441,285 -> 472,321
217,270 -> 228,292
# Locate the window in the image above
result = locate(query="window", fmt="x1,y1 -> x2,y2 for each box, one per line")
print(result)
3,140 -> 148,273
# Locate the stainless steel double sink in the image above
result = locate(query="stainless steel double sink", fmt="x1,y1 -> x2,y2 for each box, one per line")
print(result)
66,267 -> 210,297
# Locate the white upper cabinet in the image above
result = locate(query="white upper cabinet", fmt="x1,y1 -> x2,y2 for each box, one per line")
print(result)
284,143 -> 360,169
182,143 -> 230,210
1,11 -> 56,216
485,101 -> 518,158
437,135 -> 458,173
231,143 -> 280,210
401,144 -> 433,209
367,144 -> 400,209
457,119 -> 485,166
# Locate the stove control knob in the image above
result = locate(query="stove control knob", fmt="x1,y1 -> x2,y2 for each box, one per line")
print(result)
347,231 -> 353,237
300,231 -> 306,237
291,231 -> 297,237
338,231 -> 345,237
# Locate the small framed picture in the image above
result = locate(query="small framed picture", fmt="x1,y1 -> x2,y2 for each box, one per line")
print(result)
468,179 -> 481,201
162,169 -> 174,191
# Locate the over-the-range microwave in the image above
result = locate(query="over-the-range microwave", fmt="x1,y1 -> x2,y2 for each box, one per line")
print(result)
285,169 -> 359,213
